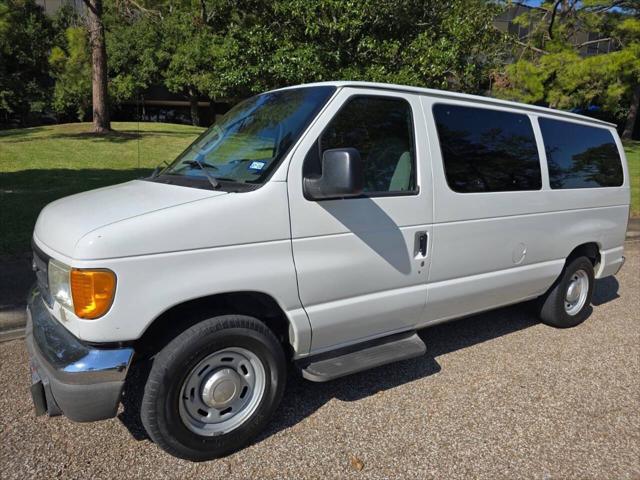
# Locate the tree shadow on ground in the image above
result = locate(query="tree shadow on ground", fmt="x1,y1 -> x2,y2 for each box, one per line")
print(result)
1,130 -> 196,145
45,130 -> 197,143
0,126 -> 47,138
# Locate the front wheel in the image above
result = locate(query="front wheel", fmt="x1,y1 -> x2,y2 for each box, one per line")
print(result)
141,315 -> 286,461
537,256 -> 595,328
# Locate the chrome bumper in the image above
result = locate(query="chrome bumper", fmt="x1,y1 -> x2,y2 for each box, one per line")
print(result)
25,287 -> 134,422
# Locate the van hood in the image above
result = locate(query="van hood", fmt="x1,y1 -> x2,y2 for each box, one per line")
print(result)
34,180 -> 225,258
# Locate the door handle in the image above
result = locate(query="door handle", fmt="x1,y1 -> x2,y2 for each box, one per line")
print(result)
418,232 -> 428,257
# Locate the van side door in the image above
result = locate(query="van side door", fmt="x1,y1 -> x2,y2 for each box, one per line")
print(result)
419,98 -> 560,326
287,88 -> 433,354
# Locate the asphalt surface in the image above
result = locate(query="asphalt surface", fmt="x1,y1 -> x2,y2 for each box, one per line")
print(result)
1,242 -> 638,479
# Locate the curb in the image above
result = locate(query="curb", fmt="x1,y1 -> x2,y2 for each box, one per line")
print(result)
0,328 -> 25,343
0,305 -> 27,343
0,304 -> 26,328
0,230 -> 639,344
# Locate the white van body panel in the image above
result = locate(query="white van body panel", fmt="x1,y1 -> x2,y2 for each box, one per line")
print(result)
34,180 -> 220,258
72,181 -> 290,260
31,81 -> 630,359
33,182 -> 313,350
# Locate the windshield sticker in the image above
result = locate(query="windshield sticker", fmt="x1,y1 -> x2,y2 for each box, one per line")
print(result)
248,161 -> 266,171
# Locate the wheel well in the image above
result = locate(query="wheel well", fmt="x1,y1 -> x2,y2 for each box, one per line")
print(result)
567,242 -> 600,268
134,292 -> 292,359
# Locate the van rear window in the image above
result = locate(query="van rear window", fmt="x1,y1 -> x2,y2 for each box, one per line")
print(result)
538,118 -> 623,189
433,104 -> 542,193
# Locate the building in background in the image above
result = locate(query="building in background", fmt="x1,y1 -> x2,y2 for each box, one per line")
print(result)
36,0 -> 83,15
111,86 -> 230,127
494,2 -> 618,57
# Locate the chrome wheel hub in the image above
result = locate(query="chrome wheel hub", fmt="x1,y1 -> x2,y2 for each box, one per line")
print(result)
179,347 -> 266,436
564,269 -> 589,316
201,368 -> 242,409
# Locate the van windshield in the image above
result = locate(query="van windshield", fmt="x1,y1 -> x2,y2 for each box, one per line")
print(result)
157,86 -> 335,189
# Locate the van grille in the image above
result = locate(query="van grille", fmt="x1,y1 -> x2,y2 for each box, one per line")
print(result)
32,243 -> 52,307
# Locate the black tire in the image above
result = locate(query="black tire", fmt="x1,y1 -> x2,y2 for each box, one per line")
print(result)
140,315 -> 286,461
537,256 -> 595,328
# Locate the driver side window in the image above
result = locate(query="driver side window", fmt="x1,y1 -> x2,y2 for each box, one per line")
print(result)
304,96 -> 417,195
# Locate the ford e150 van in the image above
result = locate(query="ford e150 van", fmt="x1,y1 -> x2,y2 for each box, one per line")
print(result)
26,82 -> 630,460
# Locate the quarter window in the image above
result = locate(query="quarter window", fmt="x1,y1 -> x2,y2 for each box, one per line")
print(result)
433,104 -> 542,193
305,96 -> 416,194
538,118 -> 623,189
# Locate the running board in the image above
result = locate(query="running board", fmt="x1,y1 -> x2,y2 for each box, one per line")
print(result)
299,332 -> 426,382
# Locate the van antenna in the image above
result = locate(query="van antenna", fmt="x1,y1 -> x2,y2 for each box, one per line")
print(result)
137,89 -> 141,169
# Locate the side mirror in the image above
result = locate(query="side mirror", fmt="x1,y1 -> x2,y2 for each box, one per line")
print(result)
303,148 -> 364,200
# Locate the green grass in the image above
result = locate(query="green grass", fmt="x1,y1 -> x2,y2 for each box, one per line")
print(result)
1,123 -> 639,255
626,140 -> 640,217
0,122 -> 204,255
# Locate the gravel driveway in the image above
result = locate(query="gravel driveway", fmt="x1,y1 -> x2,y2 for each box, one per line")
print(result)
1,242 -> 638,479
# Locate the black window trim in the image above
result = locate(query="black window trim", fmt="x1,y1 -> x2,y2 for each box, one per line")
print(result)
537,115 -> 624,190
304,93 -> 421,199
432,101 -> 543,195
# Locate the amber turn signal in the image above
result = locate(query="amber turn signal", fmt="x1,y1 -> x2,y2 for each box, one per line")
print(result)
70,269 -> 116,319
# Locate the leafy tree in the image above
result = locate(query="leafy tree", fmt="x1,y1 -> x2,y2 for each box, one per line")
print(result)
106,10 -> 163,105
46,0 -> 111,130
160,9 -> 226,126
107,0 -> 252,125
494,1 -> 640,139
230,0 -> 508,94
0,0 -> 53,125
49,26 -> 92,121
111,0 -> 508,126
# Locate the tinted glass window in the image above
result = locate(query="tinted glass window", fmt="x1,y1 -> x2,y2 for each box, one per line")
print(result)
433,104 -> 542,193
305,96 -> 416,194
539,118 -> 623,189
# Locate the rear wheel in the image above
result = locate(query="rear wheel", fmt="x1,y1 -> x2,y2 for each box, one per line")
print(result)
537,256 -> 595,328
141,315 -> 286,461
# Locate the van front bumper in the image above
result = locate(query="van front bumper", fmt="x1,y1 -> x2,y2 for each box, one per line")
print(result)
25,287 -> 134,422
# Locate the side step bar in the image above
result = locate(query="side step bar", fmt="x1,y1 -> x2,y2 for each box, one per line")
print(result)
299,331 -> 426,382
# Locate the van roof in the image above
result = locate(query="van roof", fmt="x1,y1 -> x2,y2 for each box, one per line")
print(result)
273,81 -> 616,128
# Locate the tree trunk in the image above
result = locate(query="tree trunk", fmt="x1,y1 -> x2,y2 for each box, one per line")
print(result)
84,0 -> 110,133
622,84 -> 639,140
209,99 -> 217,124
189,93 -> 200,126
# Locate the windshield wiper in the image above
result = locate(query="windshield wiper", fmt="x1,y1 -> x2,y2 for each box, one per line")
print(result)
191,154 -> 219,189
183,160 -> 219,170
150,159 -> 170,178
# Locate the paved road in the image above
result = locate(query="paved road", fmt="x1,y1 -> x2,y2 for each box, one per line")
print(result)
1,242 -> 638,479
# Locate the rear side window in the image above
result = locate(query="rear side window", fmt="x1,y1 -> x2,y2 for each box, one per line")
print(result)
538,118 -> 623,189
305,96 -> 416,195
433,104 -> 541,193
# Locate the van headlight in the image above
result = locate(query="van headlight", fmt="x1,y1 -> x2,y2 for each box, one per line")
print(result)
48,259 -> 73,310
48,260 -> 117,319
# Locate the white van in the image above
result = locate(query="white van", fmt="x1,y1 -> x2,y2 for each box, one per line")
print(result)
26,82 -> 629,460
